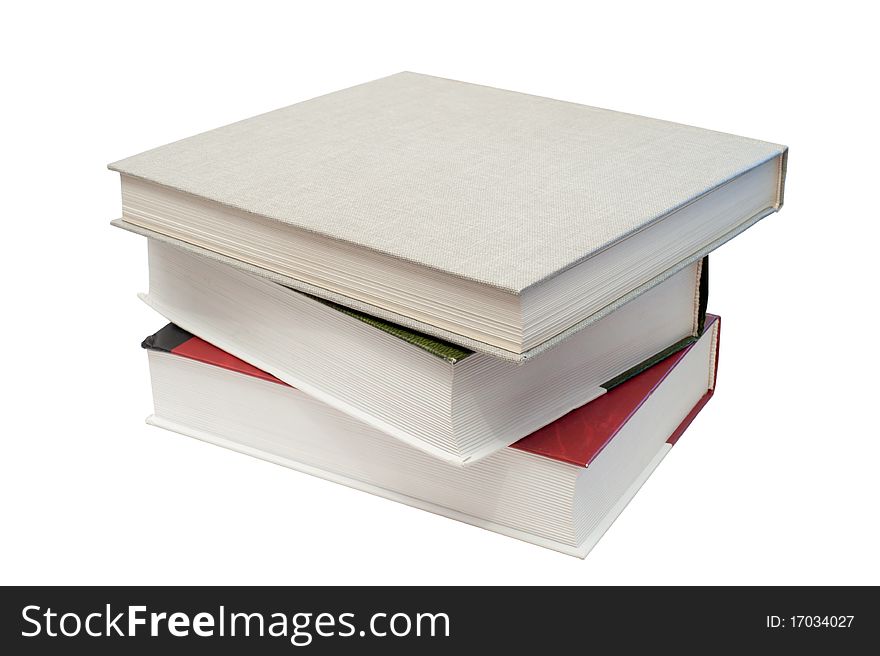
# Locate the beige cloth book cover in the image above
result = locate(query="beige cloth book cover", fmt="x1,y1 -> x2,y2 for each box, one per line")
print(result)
110,72 -> 786,360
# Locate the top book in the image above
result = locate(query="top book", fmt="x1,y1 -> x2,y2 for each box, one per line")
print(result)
110,72 -> 786,359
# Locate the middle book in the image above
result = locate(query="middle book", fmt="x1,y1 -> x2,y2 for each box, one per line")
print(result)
142,239 -> 707,466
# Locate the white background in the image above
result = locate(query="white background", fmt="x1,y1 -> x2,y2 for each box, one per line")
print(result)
2,0 -> 878,585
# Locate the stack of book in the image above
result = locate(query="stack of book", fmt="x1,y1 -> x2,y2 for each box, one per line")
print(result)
111,72 -> 787,557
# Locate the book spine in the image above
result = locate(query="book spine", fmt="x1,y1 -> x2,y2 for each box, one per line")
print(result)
667,315 -> 720,445
697,255 -> 709,333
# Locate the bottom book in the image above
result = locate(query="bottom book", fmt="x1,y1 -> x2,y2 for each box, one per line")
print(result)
142,315 -> 720,558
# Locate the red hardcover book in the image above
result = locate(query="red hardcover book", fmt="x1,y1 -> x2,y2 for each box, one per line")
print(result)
142,315 -> 720,557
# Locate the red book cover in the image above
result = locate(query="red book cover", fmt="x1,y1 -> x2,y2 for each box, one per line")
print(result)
513,314 -> 719,466
142,314 -> 720,467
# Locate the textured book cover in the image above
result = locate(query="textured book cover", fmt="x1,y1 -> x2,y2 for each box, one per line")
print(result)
310,294 -> 473,363
111,73 -> 784,293
110,73 -> 788,362
112,73 -> 780,360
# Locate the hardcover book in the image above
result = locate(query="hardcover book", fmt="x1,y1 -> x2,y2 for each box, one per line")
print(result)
143,238 -> 708,464
142,315 -> 721,557
111,72 -> 784,359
